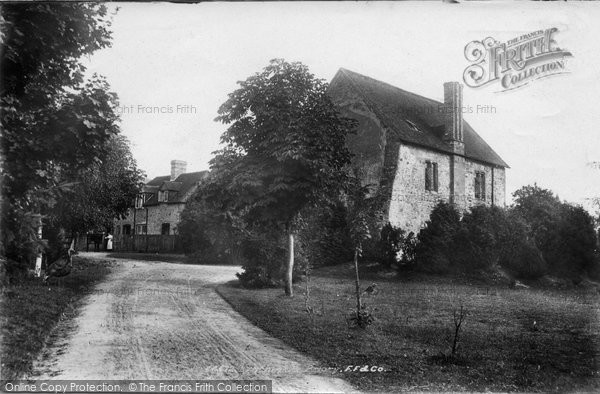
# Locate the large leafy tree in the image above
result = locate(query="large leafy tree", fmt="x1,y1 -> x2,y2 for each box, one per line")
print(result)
512,185 -> 598,278
179,165 -> 248,266
512,184 -> 562,253
50,135 -> 144,235
1,3 -> 116,201
0,3 -> 131,264
214,59 -> 356,296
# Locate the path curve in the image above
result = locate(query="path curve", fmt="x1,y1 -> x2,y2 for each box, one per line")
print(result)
27,253 -> 356,393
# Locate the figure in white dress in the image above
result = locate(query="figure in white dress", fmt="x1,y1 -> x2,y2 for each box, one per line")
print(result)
105,233 -> 113,251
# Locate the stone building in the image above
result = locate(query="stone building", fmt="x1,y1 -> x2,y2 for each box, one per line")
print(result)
113,160 -> 208,236
328,69 -> 508,234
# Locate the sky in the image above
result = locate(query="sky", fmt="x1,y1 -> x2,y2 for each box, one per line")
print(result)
85,1 -> 600,211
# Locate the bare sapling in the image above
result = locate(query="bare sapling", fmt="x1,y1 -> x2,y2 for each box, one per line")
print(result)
451,304 -> 466,357
354,246 -> 362,315
304,263 -> 316,325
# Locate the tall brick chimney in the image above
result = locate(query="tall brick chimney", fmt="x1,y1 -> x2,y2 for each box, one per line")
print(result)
443,82 -> 466,210
170,160 -> 187,181
443,82 -> 465,155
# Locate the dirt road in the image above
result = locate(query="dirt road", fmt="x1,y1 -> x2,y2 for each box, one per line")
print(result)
28,254 -> 356,393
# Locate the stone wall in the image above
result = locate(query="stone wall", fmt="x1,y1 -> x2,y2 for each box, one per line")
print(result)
114,203 -> 185,235
493,167 -> 506,207
464,160 -> 506,208
388,144 -> 452,233
388,143 -> 506,233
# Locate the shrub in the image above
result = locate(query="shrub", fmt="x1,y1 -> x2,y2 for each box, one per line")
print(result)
362,222 -> 417,269
2,209 -> 45,272
550,205 -> 598,279
411,186 -> 598,282
512,185 -> 598,280
587,251 -> 600,281
376,223 -> 405,268
414,201 -> 461,274
413,201 -> 548,279
236,235 -> 282,288
452,205 -> 505,272
398,231 -> 418,269
507,242 -> 547,279
452,205 -> 539,275
495,209 -> 547,279
236,226 -> 307,289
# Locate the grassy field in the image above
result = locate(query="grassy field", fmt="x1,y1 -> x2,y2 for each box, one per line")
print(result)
0,256 -> 116,379
217,265 -> 600,392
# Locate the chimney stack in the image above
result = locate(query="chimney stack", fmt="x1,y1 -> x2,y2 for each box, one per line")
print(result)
443,82 -> 465,155
170,160 -> 187,181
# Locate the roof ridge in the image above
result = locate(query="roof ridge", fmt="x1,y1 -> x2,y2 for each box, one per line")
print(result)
177,170 -> 208,175
334,68 -> 508,168
150,170 -> 208,179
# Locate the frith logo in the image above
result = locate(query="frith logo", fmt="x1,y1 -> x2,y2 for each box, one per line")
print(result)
463,28 -> 573,91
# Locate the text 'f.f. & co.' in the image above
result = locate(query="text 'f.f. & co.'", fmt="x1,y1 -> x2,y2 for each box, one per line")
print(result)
463,28 -> 573,92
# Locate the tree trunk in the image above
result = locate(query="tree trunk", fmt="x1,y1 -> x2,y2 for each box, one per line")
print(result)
284,229 -> 294,297
34,215 -> 43,278
354,246 -> 361,315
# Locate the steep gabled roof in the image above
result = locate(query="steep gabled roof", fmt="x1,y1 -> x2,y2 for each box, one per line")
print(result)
143,171 -> 209,205
331,68 -> 508,168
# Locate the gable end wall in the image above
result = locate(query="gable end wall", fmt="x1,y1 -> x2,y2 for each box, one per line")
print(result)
328,74 -> 386,193
388,144 -> 452,233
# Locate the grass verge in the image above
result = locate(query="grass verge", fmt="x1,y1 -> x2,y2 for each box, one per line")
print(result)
217,265 -> 600,392
0,256 -> 116,379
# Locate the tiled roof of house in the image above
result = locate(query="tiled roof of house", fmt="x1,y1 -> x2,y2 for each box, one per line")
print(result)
142,171 -> 209,206
142,185 -> 160,193
146,176 -> 169,187
331,68 -> 508,168
160,181 -> 183,192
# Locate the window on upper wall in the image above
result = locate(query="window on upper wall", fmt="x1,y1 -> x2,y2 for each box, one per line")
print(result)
135,224 -> 147,235
158,191 -> 176,202
425,161 -> 439,192
161,223 -> 170,235
474,171 -> 486,200
134,195 -> 144,209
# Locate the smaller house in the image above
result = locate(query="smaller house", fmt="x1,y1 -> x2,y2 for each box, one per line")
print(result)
114,160 -> 208,238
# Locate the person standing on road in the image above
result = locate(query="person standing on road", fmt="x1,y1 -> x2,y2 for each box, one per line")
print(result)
105,233 -> 113,251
